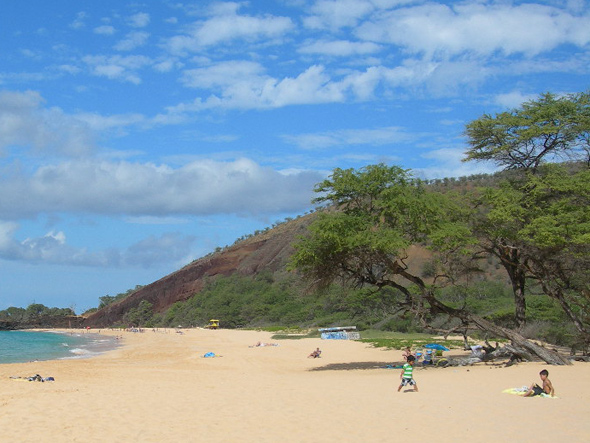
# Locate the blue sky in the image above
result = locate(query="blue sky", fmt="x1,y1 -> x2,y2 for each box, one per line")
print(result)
1,0 -> 588,313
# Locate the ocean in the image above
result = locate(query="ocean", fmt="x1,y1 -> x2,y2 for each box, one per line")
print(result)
0,330 -> 120,364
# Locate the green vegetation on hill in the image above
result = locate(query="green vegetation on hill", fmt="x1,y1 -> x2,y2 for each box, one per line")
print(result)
109,271 -> 575,346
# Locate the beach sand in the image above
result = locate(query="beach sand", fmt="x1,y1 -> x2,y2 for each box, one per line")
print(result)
1,328 -> 589,443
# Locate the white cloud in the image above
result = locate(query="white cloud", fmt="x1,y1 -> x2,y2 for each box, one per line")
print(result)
94,25 -> 115,35
82,54 -> 152,83
355,3 -> 590,58
0,158 -> 322,219
172,56 -> 494,113
164,4 -> 294,53
128,12 -> 150,28
75,111 -> 145,133
153,57 -> 182,73
181,60 -> 266,89
70,12 -> 87,30
298,39 -> 382,56
303,0 -> 375,30
0,90 -> 95,157
178,63 -> 345,110
0,220 -> 195,268
57,64 -> 82,74
114,31 -> 150,51
494,91 -> 539,110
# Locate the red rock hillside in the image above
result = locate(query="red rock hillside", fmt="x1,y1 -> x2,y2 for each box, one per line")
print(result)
81,215 -> 315,328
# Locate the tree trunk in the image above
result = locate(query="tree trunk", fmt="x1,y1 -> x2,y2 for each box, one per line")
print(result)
499,248 -> 527,330
427,294 -> 571,365
468,314 -> 571,365
550,289 -> 590,344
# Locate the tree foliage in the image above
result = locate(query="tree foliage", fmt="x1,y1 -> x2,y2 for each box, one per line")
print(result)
463,91 -> 590,340
0,304 -> 75,323
292,165 -> 474,295
463,91 -> 590,171
290,163 -> 573,364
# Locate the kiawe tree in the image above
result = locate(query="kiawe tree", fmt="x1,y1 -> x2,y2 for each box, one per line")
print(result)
290,164 -> 571,365
464,91 -> 590,171
463,91 -> 590,335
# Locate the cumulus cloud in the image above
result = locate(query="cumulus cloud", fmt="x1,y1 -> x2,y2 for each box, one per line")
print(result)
0,90 -> 95,157
94,25 -> 115,35
303,0 -> 375,30
128,12 -> 150,28
177,62 -> 345,110
494,91 -> 540,110
82,54 -> 152,83
172,54 -> 495,113
0,220 -> 195,268
355,2 -> 590,58
114,31 -> 150,51
298,39 -> 382,56
164,4 -> 294,53
0,158 -> 322,219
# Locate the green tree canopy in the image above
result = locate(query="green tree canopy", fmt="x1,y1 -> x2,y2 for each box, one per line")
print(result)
291,163 -> 571,364
292,164 -> 474,295
463,91 -> 590,171
463,91 -> 590,342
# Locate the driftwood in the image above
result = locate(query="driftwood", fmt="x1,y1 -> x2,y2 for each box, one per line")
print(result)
469,316 -> 571,365
427,296 -> 572,365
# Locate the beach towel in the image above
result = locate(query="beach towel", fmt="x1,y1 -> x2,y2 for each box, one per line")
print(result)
502,387 -> 558,398
385,364 -> 404,369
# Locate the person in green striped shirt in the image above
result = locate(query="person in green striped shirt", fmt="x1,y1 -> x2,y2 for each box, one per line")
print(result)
397,355 -> 418,392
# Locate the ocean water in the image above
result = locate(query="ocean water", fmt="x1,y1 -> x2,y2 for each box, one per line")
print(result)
0,330 -> 120,364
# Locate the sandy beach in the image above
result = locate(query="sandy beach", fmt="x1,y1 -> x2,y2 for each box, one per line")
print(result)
1,328 -> 588,443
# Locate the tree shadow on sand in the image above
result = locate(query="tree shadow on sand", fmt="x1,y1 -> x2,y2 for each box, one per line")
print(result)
308,361 -> 404,371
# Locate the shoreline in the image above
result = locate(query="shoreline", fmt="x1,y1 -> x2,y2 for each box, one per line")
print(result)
0,329 -> 122,364
1,328 -> 588,442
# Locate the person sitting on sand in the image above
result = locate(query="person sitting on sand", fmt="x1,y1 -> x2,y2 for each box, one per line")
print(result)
524,369 -> 554,397
308,348 -> 322,358
398,355 -> 418,392
402,347 -> 414,361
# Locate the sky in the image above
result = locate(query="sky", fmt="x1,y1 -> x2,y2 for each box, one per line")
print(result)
0,0 -> 588,313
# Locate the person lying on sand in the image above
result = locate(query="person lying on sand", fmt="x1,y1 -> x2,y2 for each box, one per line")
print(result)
524,369 -> 554,397
250,342 -> 278,347
308,348 -> 322,358
10,374 -> 55,382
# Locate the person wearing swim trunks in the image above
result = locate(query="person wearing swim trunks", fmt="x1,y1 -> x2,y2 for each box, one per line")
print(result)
524,369 -> 554,397
397,355 -> 418,392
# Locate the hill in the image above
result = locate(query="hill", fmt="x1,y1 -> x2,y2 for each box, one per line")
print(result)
82,214 -> 318,327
